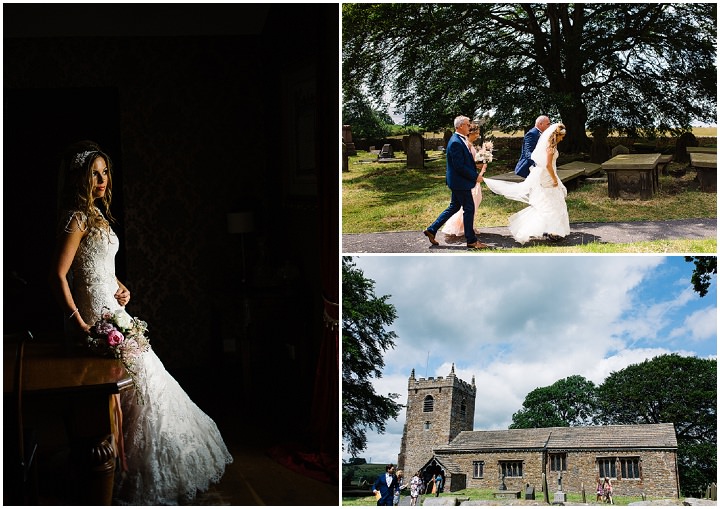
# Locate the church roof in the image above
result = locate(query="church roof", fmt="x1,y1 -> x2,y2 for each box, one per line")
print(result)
426,455 -> 464,475
435,423 -> 677,453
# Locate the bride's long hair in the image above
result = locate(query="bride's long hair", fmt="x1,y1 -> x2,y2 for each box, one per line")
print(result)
547,123 -> 567,150
57,140 -> 115,234
531,122 -> 566,164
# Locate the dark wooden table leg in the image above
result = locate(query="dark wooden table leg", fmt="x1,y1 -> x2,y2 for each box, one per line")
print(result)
64,393 -> 117,505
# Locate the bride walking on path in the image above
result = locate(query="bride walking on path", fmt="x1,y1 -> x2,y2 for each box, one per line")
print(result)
483,122 -> 570,244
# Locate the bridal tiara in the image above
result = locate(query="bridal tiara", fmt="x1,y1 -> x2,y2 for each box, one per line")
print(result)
73,150 -> 98,169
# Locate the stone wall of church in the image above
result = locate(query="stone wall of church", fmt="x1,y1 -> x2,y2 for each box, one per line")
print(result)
444,449 -> 678,498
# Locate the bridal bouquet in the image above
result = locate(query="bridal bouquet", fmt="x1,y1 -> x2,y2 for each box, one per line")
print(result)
87,307 -> 151,402
474,141 -> 494,164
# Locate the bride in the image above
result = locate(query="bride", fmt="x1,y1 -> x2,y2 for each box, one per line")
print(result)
483,122 -> 570,244
50,141 -> 233,505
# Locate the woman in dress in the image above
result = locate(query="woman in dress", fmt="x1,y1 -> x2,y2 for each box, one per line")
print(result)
602,477 -> 614,504
409,471 -> 422,506
49,140 -> 233,505
483,123 -> 570,244
440,123 -> 487,237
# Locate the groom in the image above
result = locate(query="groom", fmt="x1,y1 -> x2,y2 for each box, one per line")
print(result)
423,115 -> 487,249
514,115 -> 551,177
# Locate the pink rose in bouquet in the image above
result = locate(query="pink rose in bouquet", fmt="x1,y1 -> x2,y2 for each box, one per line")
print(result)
87,306 -> 151,403
107,329 -> 125,347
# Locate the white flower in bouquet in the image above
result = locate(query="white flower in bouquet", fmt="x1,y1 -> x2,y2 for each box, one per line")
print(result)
474,141 -> 494,164
113,309 -> 133,330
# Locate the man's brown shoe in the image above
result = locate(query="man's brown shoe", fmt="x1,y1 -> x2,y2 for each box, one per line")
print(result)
423,229 -> 439,246
467,241 -> 489,249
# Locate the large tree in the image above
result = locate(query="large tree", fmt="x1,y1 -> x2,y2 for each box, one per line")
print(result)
596,354 -> 717,496
343,3 -> 717,153
342,257 -> 403,457
509,375 -> 598,428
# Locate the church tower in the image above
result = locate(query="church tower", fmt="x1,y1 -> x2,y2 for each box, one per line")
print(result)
397,364 -> 476,476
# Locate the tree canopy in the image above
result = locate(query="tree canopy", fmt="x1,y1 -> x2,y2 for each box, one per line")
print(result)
342,257 -> 403,457
343,3 -> 717,152
510,375 -> 598,428
685,256 -> 717,297
597,354 -> 716,496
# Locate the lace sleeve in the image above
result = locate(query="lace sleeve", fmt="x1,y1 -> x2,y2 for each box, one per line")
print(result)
63,211 -> 89,234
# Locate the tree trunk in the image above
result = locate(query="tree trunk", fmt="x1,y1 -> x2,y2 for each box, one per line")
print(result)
557,104 -> 591,154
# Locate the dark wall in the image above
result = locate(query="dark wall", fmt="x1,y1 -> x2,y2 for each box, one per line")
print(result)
3,2 -> 338,399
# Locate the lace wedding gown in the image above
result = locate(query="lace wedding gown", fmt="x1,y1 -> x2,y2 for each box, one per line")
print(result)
483,129 -> 570,244
66,211 -> 233,505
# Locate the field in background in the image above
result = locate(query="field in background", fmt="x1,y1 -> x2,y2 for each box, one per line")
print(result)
420,126 -> 718,139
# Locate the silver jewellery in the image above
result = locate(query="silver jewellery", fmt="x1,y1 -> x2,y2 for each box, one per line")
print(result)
73,150 -> 97,169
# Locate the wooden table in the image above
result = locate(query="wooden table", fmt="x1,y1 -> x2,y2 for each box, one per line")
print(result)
4,340 -> 133,505
690,152 -> 717,192
601,153 -> 661,200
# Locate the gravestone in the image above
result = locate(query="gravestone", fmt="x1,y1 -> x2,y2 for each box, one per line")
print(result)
342,125 -> 357,156
553,474 -> 567,503
525,484 -> 535,500
612,144 -> 630,157
378,144 -> 395,160
342,140 -> 349,172
406,133 -> 425,169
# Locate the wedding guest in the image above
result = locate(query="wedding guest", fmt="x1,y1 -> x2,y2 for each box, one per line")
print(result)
372,464 -> 399,506
603,477 -> 613,504
409,471 -> 423,506
441,122 -> 488,237
393,469 -> 407,505
434,471 -> 444,497
423,115 -> 488,249
515,115 -> 551,178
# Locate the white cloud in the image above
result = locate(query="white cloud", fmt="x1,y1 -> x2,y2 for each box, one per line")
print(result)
344,256 -> 716,464
669,306 -> 718,341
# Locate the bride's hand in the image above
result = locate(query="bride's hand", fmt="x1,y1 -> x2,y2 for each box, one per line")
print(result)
115,285 -> 131,307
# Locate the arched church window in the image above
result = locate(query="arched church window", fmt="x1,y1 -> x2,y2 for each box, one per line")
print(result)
423,395 -> 434,412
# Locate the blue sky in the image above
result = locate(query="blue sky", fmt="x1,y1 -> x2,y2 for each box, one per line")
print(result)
343,255 -> 717,464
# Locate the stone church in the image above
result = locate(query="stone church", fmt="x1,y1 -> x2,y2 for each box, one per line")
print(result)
397,366 -> 679,498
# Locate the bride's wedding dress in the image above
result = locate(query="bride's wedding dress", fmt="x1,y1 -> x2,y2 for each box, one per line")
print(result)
483,124 -> 570,244
67,211 -> 233,505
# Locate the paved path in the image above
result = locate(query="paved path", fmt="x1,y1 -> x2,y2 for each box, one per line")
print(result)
342,218 -> 717,253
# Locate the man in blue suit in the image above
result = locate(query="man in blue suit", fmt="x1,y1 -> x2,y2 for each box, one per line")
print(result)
514,115 -> 551,178
423,115 -> 488,249
372,464 -> 399,506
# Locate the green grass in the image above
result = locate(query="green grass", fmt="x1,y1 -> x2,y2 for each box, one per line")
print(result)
486,238 -> 716,253
342,487 -> 678,506
342,151 -> 717,240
